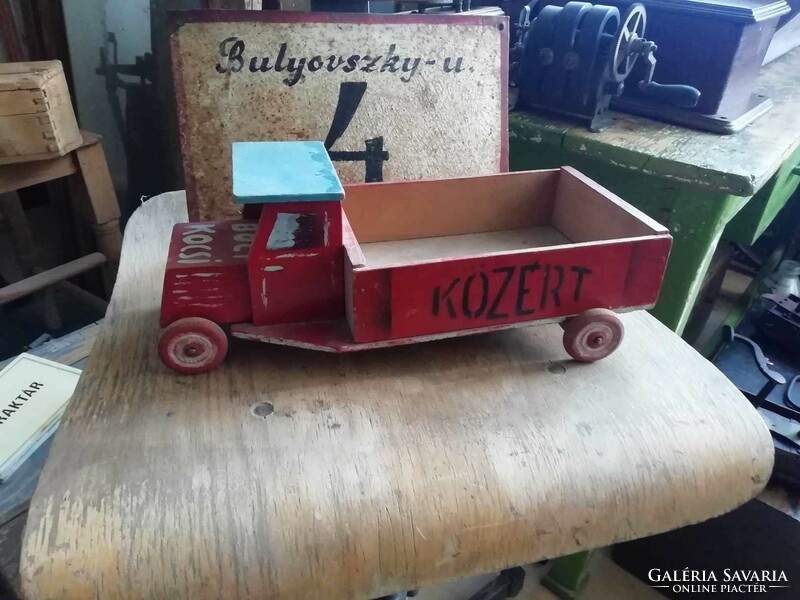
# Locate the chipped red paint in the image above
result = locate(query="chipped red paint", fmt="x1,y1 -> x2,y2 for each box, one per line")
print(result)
162,212 -> 670,347
160,220 -> 257,326
346,238 -> 671,343
247,201 -> 345,326
159,166 -> 671,373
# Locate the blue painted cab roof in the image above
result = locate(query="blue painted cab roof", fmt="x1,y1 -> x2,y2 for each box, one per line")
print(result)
232,141 -> 344,204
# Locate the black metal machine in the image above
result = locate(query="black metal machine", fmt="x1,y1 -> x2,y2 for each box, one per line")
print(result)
609,0 -> 790,134
760,292 -> 800,350
511,1 -> 700,131
373,567 -> 525,600
717,323 -> 800,489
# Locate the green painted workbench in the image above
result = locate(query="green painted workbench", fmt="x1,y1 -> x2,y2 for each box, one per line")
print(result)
510,46 -> 800,334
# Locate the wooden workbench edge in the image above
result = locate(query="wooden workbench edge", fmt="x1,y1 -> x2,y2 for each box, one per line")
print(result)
509,112 -> 755,196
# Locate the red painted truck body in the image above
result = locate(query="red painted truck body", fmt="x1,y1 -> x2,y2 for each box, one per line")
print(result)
160,165 -> 671,370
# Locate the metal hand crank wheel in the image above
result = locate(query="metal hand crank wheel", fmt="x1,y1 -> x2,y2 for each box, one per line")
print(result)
609,3 -> 646,82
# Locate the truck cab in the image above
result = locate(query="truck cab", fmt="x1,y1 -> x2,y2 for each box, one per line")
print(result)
159,141 -> 345,373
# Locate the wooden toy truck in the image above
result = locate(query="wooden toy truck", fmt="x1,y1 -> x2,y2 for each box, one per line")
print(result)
159,141 -> 671,374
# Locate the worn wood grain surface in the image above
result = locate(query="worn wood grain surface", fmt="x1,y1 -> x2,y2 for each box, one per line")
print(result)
510,45 -> 800,196
21,192 -> 774,600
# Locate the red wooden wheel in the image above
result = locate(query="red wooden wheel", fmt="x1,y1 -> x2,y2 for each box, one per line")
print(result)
562,308 -> 624,362
159,317 -> 228,374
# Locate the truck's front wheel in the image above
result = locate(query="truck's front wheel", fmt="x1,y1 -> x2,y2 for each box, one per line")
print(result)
159,317 -> 228,375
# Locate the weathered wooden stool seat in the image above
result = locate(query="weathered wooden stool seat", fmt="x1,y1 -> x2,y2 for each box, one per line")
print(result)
20,192 -> 773,600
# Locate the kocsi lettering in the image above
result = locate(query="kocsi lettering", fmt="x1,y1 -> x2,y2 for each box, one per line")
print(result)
177,222 -> 257,264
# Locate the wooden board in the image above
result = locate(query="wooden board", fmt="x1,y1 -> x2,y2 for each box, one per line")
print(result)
0,253 -> 106,305
359,226 -> 571,268
20,191 -> 774,600
0,152 -> 75,195
171,11 -> 508,220
510,45 -> 800,196
343,169 -> 559,243
552,169 -> 666,242
0,132 -> 104,196
343,168 -> 667,245
347,237 -> 671,342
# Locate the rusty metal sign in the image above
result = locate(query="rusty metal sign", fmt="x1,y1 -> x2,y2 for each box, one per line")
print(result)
171,11 -> 508,220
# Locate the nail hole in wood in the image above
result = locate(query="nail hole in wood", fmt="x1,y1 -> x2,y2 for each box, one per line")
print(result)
547,362 -> 566,375
251,402 -> 274,418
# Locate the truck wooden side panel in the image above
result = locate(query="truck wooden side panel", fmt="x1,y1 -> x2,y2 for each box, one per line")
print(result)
347,237 -> 671,343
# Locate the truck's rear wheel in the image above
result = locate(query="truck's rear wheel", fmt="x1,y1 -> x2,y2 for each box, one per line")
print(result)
159,317 -> 228,374
562,308 -> 624,362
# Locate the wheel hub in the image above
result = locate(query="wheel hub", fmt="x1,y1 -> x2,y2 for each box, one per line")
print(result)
589,335 -> 605,348
159,317 -> 229,375
171,333 -> 213,366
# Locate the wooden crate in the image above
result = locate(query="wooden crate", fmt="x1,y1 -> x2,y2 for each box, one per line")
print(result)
0,61 -> 82,165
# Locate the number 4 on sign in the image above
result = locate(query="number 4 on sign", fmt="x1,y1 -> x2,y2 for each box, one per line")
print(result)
324,82 -> 389,182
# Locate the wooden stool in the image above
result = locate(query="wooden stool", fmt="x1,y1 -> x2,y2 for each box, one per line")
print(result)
0,131 -> 121,319
19,193 -> 773,600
